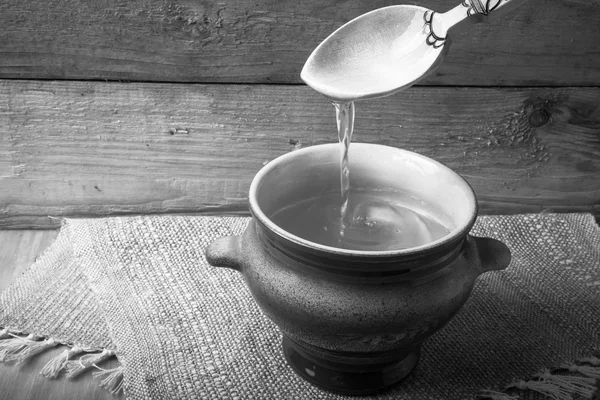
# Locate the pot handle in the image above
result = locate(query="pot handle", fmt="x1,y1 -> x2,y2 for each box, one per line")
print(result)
470,236 -> 512,275
205,235 -> 244,272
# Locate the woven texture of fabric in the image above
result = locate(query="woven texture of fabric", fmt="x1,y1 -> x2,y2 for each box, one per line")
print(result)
0,229 -> 113,350
1,214 -> 599,399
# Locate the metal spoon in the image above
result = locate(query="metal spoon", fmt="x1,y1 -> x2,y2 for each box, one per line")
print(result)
301,0 -> 526,102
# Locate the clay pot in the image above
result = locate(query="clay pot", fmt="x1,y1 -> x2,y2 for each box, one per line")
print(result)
206,143 -> 511,395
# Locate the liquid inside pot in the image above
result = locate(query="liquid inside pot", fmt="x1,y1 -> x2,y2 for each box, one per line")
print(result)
270,189 -> 449,251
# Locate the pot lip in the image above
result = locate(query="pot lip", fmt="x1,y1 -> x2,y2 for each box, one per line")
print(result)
249,143 -> 478,258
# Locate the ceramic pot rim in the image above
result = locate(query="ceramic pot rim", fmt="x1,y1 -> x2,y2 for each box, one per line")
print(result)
249,143 -> 478,258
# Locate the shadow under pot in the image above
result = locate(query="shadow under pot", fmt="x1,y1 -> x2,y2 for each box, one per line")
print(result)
206,143 -> 511,395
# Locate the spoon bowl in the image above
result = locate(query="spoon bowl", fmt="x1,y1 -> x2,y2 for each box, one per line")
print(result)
301,0 -> 526,102
301,6 -> 447,102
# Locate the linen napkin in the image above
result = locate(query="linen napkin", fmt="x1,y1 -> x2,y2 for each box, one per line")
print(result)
1,214 -> 599,399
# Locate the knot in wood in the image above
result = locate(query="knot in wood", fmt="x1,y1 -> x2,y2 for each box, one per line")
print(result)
529,109 -> 549,127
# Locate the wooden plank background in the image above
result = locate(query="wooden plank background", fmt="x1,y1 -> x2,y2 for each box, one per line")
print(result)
0,0 -> 598,85
1,80 -> 598,229
0,0 -> 599,228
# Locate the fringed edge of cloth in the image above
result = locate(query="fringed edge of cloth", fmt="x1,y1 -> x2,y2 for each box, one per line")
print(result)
2,327 -> 598,399
477,350 -> 600,400
0,327 -> 123,396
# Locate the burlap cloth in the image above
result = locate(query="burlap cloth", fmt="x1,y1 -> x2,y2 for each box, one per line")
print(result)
1,214 -> 599,399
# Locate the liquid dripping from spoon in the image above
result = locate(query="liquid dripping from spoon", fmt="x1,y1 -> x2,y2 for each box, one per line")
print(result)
333,101 -> 355,239
326,101 -> 447,250
270,100 -> 450,251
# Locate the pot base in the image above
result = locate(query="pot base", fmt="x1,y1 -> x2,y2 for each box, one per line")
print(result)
282,337 -> 420,395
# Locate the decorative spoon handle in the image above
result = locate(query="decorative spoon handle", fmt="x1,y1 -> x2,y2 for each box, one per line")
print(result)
462,0 -> 516,16
425,0 -> 527,48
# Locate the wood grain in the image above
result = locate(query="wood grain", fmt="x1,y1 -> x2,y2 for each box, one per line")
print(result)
1,80 -> 599,229
0,230 -> 58,289
0,0 -> 599,86
0,229 -> 120,400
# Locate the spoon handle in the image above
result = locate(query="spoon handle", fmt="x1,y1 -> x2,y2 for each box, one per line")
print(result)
460,0 -> 523,17
426,0 -> 528,48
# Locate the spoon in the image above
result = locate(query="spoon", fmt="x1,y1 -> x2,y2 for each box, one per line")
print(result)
301,0 -> 526,102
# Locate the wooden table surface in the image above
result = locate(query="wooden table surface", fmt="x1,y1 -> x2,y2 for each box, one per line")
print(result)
0,230 -> 121,400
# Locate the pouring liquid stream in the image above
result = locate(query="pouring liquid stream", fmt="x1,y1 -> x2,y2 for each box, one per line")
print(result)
334,101 -> 354,238
333,100 -> 449,250
269,101 -> 450,251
